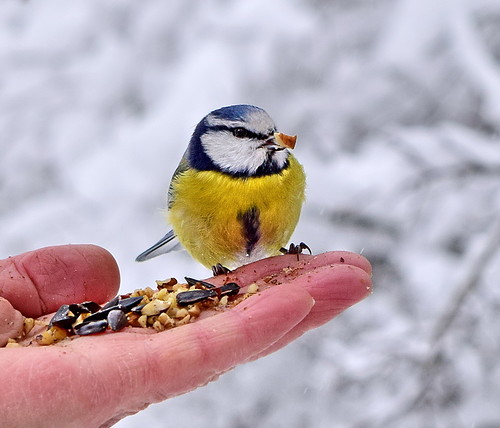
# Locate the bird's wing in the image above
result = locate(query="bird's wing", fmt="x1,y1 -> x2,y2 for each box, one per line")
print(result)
167,152 -> 190,209
135,230 -> 182,262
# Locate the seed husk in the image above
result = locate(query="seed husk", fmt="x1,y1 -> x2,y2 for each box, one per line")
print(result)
74,319 -> 108,336
79,301 -> 102,313
184,277 -> 216,289
108,309 -> 128,331
118,296 -> 145,312
49,305 -> 78,329
176,289 -> 216,306
100,296 -> 119,311
218,282 -> 240,297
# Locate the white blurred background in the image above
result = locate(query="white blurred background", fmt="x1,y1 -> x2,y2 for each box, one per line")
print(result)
2,1 -> 500,426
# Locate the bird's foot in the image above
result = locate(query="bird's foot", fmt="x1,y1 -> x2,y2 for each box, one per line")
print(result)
279,242 -> 312,261
212,263 -> 231,276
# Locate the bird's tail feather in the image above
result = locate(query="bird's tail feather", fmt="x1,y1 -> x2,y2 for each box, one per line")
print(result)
135,230 -> 181,262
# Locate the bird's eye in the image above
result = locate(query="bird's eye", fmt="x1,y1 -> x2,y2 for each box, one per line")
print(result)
231,127 -> 250,139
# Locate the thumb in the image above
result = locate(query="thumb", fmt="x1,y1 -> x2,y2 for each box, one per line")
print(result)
0,244 -> 120,318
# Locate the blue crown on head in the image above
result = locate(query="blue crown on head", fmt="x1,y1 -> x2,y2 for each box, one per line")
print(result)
209,104 -> 265,122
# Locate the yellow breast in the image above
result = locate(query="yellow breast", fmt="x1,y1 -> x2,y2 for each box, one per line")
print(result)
168,155 -> 306,268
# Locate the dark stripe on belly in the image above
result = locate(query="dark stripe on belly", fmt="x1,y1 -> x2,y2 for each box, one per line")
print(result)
238,206 -> 261,256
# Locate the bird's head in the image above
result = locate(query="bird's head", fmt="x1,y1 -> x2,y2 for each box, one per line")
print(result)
188,105 -> 297,177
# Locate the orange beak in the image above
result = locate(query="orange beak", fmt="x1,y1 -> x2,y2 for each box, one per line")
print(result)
274,132 -> 297,150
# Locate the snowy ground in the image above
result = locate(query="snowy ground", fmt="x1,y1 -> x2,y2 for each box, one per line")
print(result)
2,0 -> 500,427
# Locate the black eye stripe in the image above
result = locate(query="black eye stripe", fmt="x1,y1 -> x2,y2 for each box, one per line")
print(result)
207,125 -> 272,141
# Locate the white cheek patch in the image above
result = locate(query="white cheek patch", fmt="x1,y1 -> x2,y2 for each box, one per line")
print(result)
201,132 -> 269,174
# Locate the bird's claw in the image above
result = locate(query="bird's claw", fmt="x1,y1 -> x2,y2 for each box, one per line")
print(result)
279,242 -> 312,261
212,263 -> 231,276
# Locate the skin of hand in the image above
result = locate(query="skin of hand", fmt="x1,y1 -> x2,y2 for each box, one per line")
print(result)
0,244 -> 372,428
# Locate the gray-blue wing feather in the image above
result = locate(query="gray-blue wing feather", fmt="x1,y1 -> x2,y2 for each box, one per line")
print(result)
167,152 -> 190,209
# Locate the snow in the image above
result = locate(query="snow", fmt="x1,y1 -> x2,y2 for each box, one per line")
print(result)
1,0 -> 500,426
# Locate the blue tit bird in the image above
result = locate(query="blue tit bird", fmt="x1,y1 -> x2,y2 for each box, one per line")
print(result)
136,104 -> 306,272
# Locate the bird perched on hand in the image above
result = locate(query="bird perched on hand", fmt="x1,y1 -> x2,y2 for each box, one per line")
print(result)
136,104 -> 306,272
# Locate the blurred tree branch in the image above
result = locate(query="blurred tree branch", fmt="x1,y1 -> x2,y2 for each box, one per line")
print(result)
431,215 -> 500,343
379,215 -> 500,427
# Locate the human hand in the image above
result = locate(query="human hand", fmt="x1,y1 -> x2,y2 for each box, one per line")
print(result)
0,244 -> 371,428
